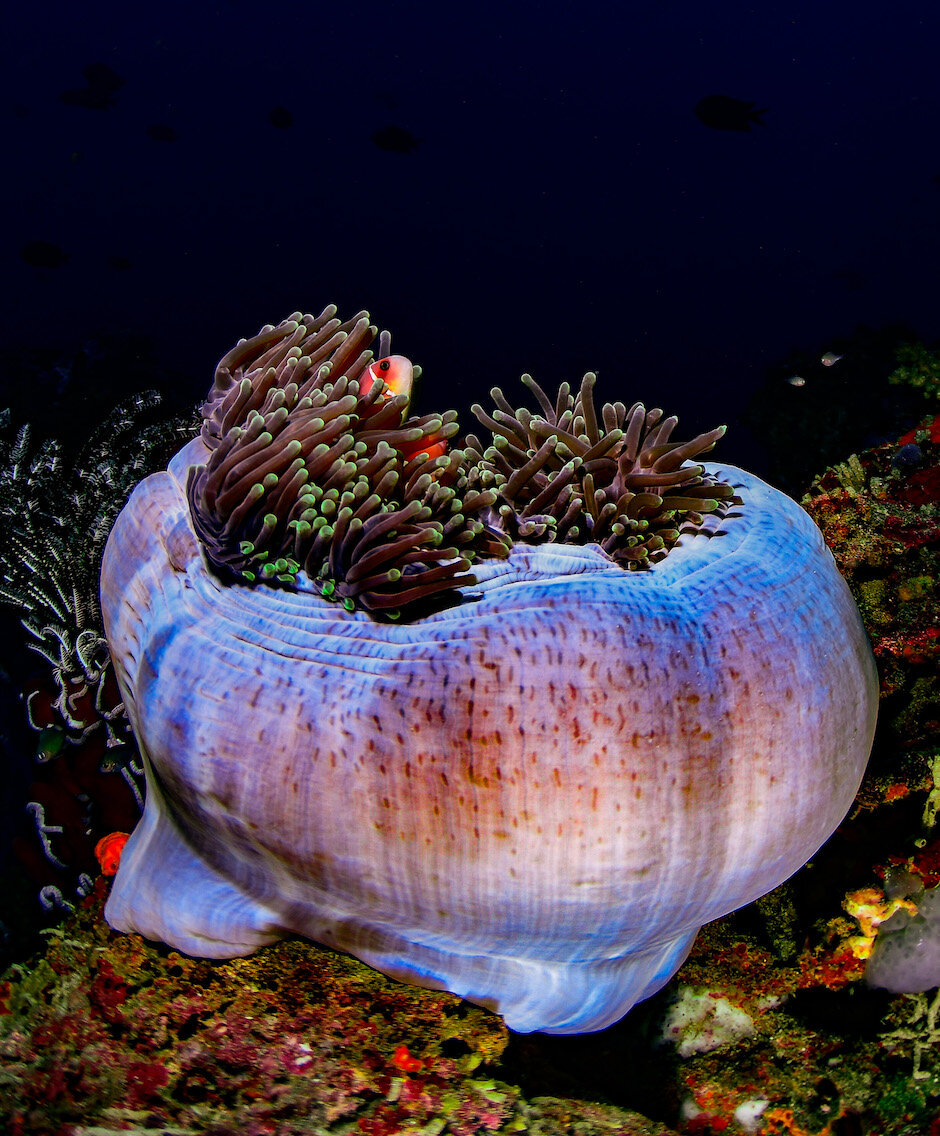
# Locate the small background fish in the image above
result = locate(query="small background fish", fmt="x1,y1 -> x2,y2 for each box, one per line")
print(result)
371,124 -> 422,153
695,94 -> 767,131
20,241 -> 69,268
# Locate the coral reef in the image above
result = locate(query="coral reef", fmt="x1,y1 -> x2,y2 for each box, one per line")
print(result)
802,413 -> 940,754
1,340 -> 939,1132
0,880 -> 670,1135
800,409 -> 940,1002
889,340 -> 940,402
0,393 -> 196,937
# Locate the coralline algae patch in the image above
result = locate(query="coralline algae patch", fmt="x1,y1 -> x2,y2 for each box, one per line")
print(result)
659,988 -> 758,1059
802,412 -> 940,754
0,881 -> 667,1136
622,922 -> 939,1136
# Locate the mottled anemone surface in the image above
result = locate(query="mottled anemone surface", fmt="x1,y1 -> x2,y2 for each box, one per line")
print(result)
188,306 -> 738,619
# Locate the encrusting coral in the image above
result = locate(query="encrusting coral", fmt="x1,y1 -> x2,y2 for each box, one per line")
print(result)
100,305 -> 877,1034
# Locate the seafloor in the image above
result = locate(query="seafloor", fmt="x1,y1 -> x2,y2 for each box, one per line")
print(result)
0,404 -> 938,1134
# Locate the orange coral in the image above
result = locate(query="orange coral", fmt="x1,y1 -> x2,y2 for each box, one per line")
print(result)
95,832 -> 129,876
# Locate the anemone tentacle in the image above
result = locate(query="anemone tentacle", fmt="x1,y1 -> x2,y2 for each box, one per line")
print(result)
466,372 -> 739,568
187,308 -> 505,617
188,309 -> 738,618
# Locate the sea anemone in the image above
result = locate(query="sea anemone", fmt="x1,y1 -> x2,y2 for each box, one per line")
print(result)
466,371 -> 736,565
187,308 -> 509,617
101,306 -> 878,1034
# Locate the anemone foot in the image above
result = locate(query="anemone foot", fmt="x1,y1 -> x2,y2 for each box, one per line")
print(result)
355,929 -> 698,1034
104,783 -> 283,957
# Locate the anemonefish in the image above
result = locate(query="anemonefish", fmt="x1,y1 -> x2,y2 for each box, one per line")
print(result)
359,355 -> 447,461
408,436 -> 448,461
359,355 -> 414,404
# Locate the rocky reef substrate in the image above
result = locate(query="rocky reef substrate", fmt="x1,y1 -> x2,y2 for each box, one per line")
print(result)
2,414 -> 939,1135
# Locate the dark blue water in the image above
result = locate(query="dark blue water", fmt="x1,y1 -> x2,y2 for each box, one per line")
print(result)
5,0 -> 940,471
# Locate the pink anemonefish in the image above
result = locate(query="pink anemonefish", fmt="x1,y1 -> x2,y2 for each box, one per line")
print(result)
360,355 -> 448,461
358,354 -> 414,402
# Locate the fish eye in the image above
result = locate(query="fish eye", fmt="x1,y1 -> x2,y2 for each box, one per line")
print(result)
379,360 -> 390,372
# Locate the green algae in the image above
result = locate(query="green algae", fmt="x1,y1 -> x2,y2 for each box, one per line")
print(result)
890,340 -> 940,403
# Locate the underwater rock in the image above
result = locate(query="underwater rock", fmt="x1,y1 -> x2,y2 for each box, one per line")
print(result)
3,881 -> 662,1134
866,885 -> 940,993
